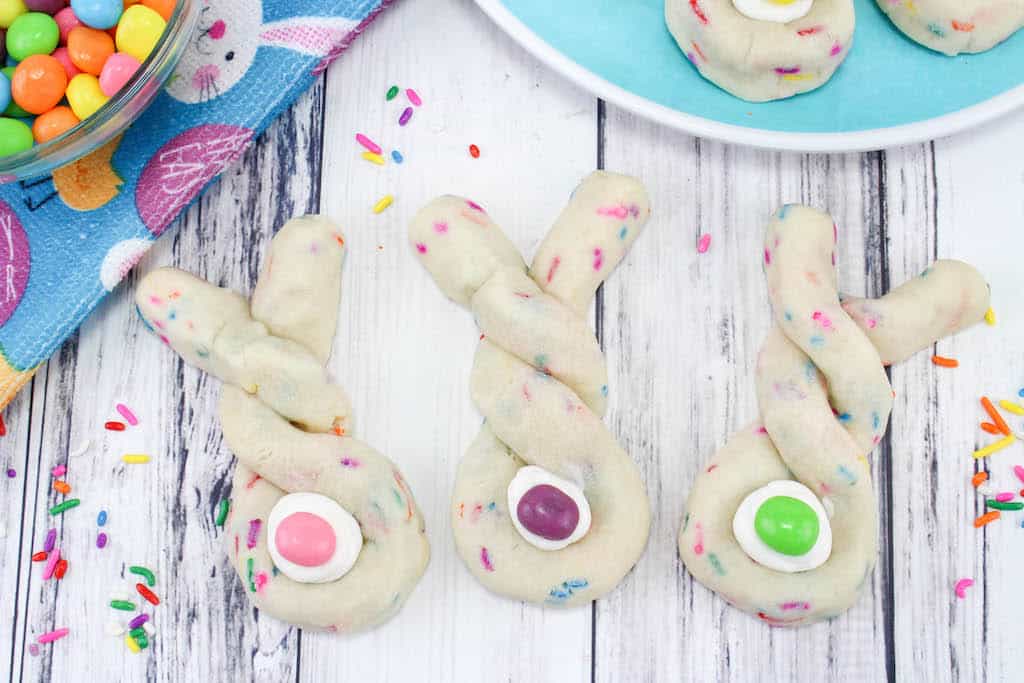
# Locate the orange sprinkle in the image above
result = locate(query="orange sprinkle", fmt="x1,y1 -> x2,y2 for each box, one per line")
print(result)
980,422 -> 1001,435
931,355 -> 958,367
53,481 -> 71,495
981,397 -> 1010,436
971,471 -> 988,488
951,20 -> 975,32
974,511 -> 1000,528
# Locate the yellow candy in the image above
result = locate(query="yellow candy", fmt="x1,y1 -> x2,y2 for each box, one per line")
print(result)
66,74 -> 109,120
0,0 -> 27,29
115,5 -> 166,63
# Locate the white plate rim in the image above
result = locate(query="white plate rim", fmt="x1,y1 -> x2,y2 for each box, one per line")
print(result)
475,0 -> 1024,152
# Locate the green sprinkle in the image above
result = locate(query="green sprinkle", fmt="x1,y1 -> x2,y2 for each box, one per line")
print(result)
247,557 -> 255,592
49,499 -> 81,515
708,553 -> 727,576
129,627 -> 146,639
386,85 -> 399,100
986,500 -> 1024,511
215,499 -> 230,527
134,633 -> 149,649
129,565 -> 156,587
110,600 -> 136,611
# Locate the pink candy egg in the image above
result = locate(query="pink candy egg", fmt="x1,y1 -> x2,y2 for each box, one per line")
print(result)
98,51 -> 138,96
51,46 -> 81,80
54,7 -> 83,45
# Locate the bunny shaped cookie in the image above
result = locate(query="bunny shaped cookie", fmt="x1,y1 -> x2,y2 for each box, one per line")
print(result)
137,215 -> 429,632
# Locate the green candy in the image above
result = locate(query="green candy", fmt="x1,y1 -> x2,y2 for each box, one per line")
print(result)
6,12 -> 58,61
0,116 -> 32,156
754,495 -> 820,556
2,66 -> 29,118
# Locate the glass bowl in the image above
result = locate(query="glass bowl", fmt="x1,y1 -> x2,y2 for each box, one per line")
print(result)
0,0 -> 200,181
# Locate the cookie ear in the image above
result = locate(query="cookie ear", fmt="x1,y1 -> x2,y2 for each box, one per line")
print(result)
259,16 -> 360,73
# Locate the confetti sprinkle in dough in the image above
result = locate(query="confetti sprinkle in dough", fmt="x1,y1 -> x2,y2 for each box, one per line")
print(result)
410,171 -> 652,605
665,0 -> 855,101
876,0 -> 1024,56
679,205 -> 990,626
136,216 -> 429,632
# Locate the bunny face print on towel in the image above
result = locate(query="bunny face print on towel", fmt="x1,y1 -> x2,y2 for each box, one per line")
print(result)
167,0 -> 360,104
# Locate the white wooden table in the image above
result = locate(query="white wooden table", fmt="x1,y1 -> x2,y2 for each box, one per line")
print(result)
2,1 -> 1023,680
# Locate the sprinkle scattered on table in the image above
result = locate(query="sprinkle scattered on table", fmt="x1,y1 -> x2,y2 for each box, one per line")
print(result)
697,234 -> 712,254
931,355 -> 958,368
954,578 -> 974,599
373,195 -> 394,214
469,144 -> 480,159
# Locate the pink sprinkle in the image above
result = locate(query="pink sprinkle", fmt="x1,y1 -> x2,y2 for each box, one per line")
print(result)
706,464 -> 718,473
694,523 -> 704,555
254,571 -> 269,594
158,335 -> 170,345
797,25 -> 823,36
246,519 -> 261,549
406,88 -> 422,106
596,205 -> 628,219
355,133 -> 382,155
764,248 -> 772,265
466,199 -> 485,213
399,107 -> 413,126
43,549 -> 61,580
340,457 -> 360,468
593,248 -> 604,271
480,547 -> 494,572
116,403 -> 138,426
433,221 -> 448,234
811,311 -> 834,331
415,243 -> 427,254
954,578 -> 974,599
51,464 -> 66,477
546,256 -> 561,283
148,296 -> 162,306
37,628 -> 69,644
697,234 -> 711,253
28,644 -> 39,656
995,492 -> 1015,502
1013,465 -> 1024,484
781,601 -> 810,611
775,66 -> 801,74
756,426 -> 769,434
830,42 -> 843,56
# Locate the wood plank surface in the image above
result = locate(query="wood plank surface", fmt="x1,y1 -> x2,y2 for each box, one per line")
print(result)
1,0 -> 1023,681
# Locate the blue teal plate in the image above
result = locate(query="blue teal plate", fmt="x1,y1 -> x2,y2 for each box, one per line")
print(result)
475,0 -> 1024,151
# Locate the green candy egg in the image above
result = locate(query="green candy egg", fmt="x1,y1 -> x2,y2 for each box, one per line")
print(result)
6,12 -> 57,61
754,495 -> 819,556
0,115 -> 33,156
1,66 -> 28,117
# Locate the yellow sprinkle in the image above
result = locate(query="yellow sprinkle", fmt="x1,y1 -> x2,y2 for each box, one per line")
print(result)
122,454 -> 151,464
125,634 -> 141,653
984,308 -> 996,325
999,400 -> 1024,416
372,195 -> 393,214
973,434 -> 1016,459
782,73 -> 816,81
361,151 -> 385,166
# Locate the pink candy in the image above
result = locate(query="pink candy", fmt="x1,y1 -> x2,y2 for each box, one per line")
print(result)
994,492 -> 1015,502
54,8 -> 83,45
52,48 -> 82,81
274,512 -> 336,567
99,53 -> 142,97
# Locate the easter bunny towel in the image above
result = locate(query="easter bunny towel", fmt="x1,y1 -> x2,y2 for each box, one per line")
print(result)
0,0 -> 392,407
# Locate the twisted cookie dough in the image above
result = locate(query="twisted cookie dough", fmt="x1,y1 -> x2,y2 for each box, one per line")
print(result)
679,205 -> 989,625
137,216 -> 429,632
665,0 -> 854,101
877,0 -> 1024,55
410,172 -> 652,605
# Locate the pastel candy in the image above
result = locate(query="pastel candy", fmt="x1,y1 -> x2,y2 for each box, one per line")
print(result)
275,512 -> 336,567
517,484 -> 580,542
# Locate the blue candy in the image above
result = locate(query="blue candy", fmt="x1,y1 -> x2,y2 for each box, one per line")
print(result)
0,71 -> 10,114
70,0 -> 123,29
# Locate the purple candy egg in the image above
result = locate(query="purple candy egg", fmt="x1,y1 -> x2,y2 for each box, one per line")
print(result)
516,484 -> 580,541
24,0 -> 67,14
